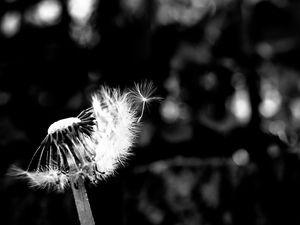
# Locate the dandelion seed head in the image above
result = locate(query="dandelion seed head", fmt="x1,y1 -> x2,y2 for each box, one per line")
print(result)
10,82 -> 158,191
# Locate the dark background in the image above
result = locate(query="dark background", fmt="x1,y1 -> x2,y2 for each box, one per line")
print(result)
1,0 -> 300,224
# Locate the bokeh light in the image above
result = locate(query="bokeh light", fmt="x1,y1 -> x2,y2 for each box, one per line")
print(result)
229,87 -> 251,124
69,23 -> 100,48
67,0 -> 100,48
160,98 -> 181,123
259,79 -> 282,118
266,120 -> 287,142
0,11 -> 21,37
229,74 -> 251,124
232,149 -> 250,166
25,0 -> 62,26
68,0 -> 97,24
156,0 -> 215,26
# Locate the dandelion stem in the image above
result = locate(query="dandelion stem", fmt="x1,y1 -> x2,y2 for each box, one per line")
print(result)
70,175 -> 95,225
137,101 -> 145,123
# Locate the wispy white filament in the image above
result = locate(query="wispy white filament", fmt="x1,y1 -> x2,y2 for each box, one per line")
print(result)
129,81 -> 161,122
10,82 -> 158,191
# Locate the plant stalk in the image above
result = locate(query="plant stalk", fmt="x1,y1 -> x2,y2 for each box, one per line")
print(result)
70,175 -> 95,225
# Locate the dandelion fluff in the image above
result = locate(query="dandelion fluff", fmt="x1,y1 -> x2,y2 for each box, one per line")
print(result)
9,165 -> 69,191
91,86 -> 138,179
10,82 -> 158,191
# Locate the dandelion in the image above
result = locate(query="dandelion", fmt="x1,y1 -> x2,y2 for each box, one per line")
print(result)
9,82 -> 158,225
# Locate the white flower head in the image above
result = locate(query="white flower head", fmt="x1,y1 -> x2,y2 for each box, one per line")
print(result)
11,82 -> 158,191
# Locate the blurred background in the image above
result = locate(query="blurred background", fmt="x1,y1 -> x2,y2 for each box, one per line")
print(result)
1,0 -> 300,224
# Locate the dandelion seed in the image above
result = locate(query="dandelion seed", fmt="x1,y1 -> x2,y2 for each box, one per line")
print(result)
129,81 -> 161,122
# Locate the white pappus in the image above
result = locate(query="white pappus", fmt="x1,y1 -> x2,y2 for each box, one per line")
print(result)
10,82 -> 158,191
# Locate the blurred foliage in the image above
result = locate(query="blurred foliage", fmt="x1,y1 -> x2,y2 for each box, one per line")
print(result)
1,0 -> 300,224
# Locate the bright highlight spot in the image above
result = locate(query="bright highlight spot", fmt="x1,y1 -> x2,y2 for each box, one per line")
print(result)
68,0 -> 99,47
1,11 -> 21,37
25,0 -> 62,26
36,0 -> 61,25
160,98 -> 181,123
68,0 -> 96,23
230,87 -> 251,124
259,81 -> 282,118
141,97 -> 147,102
232,149 -> 249,166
